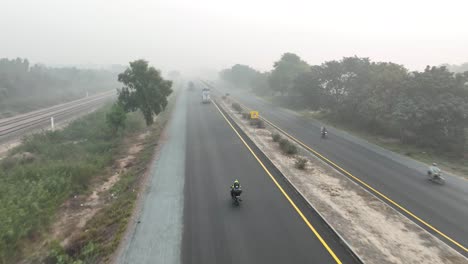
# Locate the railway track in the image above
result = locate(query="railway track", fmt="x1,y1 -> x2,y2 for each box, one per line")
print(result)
0,91 -> 115,141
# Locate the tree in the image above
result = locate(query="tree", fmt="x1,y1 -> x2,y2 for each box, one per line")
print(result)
269,53 -> 309,95
292,66 -> 324,109
219,64 -> 259,88
251,72 -> 271,95
0,57 -> 117,114
219,64 -> 271,95
390,66 -> 468,155
319,57 -> 373,117
356,62 -> 408,132
106,103 -> 127,134
117,60 -> 173,125
441,62 -> 468,73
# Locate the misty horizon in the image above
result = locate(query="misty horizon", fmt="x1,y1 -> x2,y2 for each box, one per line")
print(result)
1,0 -> 467,74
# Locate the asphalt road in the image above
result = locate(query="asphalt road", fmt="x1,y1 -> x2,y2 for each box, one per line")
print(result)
182,89 -> 358,263
119,89 -> 187,264
213,85 -> 468,256
118,89 -> 358,263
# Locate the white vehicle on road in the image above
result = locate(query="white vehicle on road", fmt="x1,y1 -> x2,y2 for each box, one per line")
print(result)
202,88 -> 211,104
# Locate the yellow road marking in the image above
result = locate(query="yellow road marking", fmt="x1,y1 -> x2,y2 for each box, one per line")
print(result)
232,98 -> 468,253
212,100 -> 343,264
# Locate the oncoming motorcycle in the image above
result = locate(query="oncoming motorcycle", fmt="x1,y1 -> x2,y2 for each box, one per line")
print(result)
427,169 -> 445,185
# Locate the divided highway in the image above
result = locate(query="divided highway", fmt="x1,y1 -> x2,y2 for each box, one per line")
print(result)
209,83 -> 468,256
119,88 -> 359,263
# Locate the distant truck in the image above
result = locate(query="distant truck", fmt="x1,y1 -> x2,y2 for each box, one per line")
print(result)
202,88 -> 211,103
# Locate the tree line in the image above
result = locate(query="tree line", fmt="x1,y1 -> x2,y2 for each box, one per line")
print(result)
0,58 -> 118,115
220,54 -> 468,157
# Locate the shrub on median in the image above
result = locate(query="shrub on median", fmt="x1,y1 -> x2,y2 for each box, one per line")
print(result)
286,144 -> 298,155
257,120 -> 265,128
295,157 -> 308,170
232,102 -> 242,112
272,133 -> 281,142
279,138 -> 298,155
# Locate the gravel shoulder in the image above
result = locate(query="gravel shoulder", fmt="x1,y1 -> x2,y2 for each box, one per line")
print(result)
115,90 -> 187,264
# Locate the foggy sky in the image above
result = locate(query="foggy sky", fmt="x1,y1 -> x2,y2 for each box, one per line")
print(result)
1,0 -> 467,74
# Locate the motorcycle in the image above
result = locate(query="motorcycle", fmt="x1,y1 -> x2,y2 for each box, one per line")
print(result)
321,131 -> 328,139
427,171 -> 445,185
231,189 -> 242,206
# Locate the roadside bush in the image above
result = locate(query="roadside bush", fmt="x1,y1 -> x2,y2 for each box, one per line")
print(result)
123,112 -> 146,134
257,120 -> 265,128
106,103 -> 127,134
279,138 -> 288,149
232,102 -> 242,112
272,133 -> 281,142
295,157 -> 308,170
1,156 -> 17,170
47,241 -> 97,264
286,144 -> 298,155
0,105 -> 146,263
279,138 -> 298,155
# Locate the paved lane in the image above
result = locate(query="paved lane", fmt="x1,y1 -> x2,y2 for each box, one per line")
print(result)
119,91 -> 187,264
182,88 -> 358,264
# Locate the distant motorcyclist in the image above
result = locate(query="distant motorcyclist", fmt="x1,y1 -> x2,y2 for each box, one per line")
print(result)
321,126 -> 328,138
230,179 -> 242,199
428,163 -> 441,179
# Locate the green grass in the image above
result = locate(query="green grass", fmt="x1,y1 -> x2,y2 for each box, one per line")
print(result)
0,102 -> 158,263
42,92 -> 177,264
303,111 -> 468,179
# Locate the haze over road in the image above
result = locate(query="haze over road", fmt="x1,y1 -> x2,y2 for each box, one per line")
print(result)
2,0 -> 467,72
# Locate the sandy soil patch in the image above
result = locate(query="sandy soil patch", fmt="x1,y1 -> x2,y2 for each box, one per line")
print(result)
48,130 -> 149,249
221,99 -> 467,264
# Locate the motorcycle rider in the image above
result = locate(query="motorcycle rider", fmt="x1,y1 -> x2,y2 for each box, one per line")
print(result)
321,126 -> 328,137
428,163 -> 441,179
230,179 -> 242,200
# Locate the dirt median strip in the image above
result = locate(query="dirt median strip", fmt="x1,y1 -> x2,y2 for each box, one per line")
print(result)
218,98 -> 467,264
